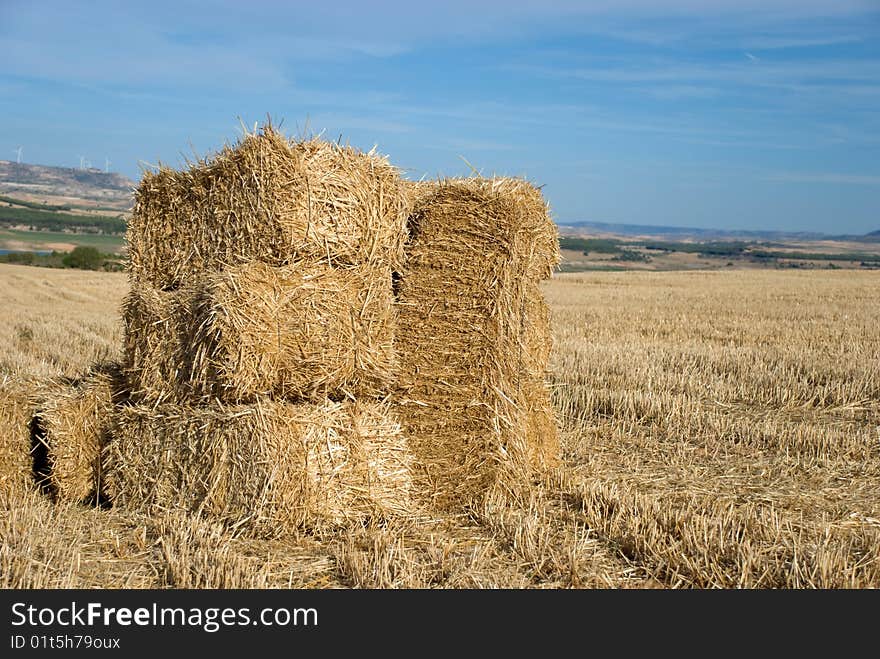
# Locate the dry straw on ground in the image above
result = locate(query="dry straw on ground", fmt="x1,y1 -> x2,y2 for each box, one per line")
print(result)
124,261 -> 396,404
4,264 -> 880,588
127,125 -> 408,290
39,363 -> 126,504
0,377 -> 37,497
395,177 -> 560,509
106,398 -> 413,534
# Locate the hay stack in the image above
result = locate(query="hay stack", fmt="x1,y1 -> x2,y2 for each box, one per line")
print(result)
128,126 -> 407,290
106,399 -> 412,533
0,378 -> 36,497
39,363 -> 126,503
113,124 -> 414,531
395,177 -> 560,509
124,261 -> 396,404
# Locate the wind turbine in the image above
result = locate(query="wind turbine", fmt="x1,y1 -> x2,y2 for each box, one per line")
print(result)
104,157 -> 111,173
13,146 -> 22,164
79,155 -> 86,170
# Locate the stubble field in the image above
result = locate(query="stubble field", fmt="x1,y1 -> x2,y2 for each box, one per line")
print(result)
1,263 -> 878,588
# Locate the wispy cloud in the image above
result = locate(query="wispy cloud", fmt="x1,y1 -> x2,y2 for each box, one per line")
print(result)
420,138 -> 517,153
301,113 -> 415,137
505,56 -> 880,114
744,34 -> 863,50
644,84 -> 722,100
767,172 -> 880,185
513,58 -> 880,85
0,35 -> 291,91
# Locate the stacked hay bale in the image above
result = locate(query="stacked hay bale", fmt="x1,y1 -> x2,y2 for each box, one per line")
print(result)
112,400 -> 411,534
122,261 -> 396,404
395,177 -> 560,510
0,377 -> 38,497
37,363 -> 125,504
10,127 -> 561,528
108,125 -> 413,532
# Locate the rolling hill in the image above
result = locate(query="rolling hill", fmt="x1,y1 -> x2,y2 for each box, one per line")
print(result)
0,160 -> 134,210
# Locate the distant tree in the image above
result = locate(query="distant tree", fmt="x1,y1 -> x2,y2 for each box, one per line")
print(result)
611,249 -> 652,263
62,246 -> 104,270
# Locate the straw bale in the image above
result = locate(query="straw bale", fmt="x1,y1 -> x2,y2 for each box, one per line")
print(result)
123,261 -> 396,403
0,377 -> 36,497
189,260 -> 396,402
40,363 -> 126,503
395,177 -> 560,508
121,282 -> 192,404
128,125 -> 407,290
404,177 -> 559,281
401,179 -> 437,215
106,398 -> 413,534
521,380 -> 560,471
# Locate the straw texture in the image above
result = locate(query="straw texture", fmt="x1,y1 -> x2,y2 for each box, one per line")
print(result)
0,378 -> 36,497
40,363 -> 126,503
127,126 -> 407,290
106,398 -> 413,533
123,261 -> 396,403
395,177 -> 560,508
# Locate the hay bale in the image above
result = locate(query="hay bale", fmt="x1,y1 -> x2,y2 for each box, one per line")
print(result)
128,125 -> 407,290
520,284 -> 560,470
123,261 -> 396,403
126,165 -> 207,290
395,177 -> 560,509
401,179 -> 437,215
39,363 -> 126,503
106,398 -> 413,534
121,282 -> 190,404
191,260 -> 397,402
0,377 -> 36,497
521,380 -> 560,471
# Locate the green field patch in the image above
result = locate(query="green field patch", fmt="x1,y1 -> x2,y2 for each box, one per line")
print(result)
0,194 -> 72,211
748,249 -> 880,262
0,227 -> 125,252
0,204 -> 126,234
559,237 -> 624,254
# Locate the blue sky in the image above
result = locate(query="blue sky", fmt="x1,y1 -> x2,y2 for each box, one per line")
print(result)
1,1 -> 878,233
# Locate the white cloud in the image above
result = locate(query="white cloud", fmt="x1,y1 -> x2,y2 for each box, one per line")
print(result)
517,58 -> 880,84
767,172 -> 880,185
645,84 -> 723,99
744,34 -> 863,49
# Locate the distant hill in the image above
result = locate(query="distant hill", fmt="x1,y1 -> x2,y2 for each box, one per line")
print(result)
0,160 -> 134,210
560,220 -> 880,243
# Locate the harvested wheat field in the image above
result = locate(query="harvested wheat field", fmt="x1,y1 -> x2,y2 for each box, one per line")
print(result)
1,262 -> 878,588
